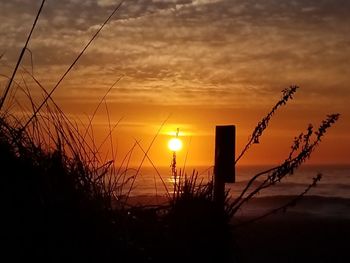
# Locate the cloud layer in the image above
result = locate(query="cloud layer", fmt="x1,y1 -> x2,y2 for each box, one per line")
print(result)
1,0 -> 349,109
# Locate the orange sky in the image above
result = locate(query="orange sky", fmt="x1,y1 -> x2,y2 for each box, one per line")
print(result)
0,0 -> 349,167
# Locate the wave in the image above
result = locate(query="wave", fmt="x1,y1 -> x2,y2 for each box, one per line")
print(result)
228,181 -> 350,191
234,195 -> 350,219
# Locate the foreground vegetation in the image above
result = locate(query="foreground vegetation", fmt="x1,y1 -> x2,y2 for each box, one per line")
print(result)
0,1 -> 340,261
0,87 -> 339,262
0,112 -> 235,262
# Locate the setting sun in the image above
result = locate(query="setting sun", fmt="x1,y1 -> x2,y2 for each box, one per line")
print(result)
1,1 -> 349,262
168,138 -> 183,152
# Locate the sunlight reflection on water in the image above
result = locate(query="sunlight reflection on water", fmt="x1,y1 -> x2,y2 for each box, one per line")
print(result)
124,165 -> 350,198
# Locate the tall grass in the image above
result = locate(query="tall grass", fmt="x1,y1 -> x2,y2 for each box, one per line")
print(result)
0,0 -> 46,110
0,1 -> 171,260
0,1 -> 341,262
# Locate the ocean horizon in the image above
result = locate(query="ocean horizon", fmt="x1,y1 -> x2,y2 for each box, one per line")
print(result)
122,164 -> 350,199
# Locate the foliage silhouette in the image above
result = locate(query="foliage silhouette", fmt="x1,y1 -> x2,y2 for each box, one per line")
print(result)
0,1 -> 341,262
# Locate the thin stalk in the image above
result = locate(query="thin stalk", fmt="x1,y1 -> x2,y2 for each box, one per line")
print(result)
22,0 -> 124,130
0,0 -> 46,110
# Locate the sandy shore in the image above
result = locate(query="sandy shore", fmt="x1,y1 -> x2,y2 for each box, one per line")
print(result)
233,196 -> 350,263
124,194 -> 350,262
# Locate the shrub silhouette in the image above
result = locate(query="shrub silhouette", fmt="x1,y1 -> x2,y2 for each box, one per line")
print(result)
0,2 -> 341,262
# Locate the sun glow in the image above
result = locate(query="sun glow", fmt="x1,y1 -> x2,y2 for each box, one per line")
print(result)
168,138 -> 183,152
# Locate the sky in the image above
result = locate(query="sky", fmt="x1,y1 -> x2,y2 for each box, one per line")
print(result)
0,0 -> 349,167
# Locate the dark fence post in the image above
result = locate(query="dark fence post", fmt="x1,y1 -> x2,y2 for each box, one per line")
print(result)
214,125 -> 236,209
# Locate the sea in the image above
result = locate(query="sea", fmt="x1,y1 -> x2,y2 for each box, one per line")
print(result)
126,164 -> 350,199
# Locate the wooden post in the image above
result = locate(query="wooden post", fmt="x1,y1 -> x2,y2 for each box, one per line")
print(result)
214,125 -> 236,209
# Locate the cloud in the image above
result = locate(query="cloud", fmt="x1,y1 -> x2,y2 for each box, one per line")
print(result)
1,0 -> 349,109
96,0 -> 118,7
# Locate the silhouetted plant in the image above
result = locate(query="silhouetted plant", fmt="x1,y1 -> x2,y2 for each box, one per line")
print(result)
168,86 -> 340,231
166,169 -> 233,262
226,87 -> 340,224
0,0 -> 46,110
235,86 -> 299,164
0,1 -> 341,261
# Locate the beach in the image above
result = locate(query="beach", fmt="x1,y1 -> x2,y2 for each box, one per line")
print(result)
125,194 -> 350,262
117,164 -> 350,261
233,195 -> 350,263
